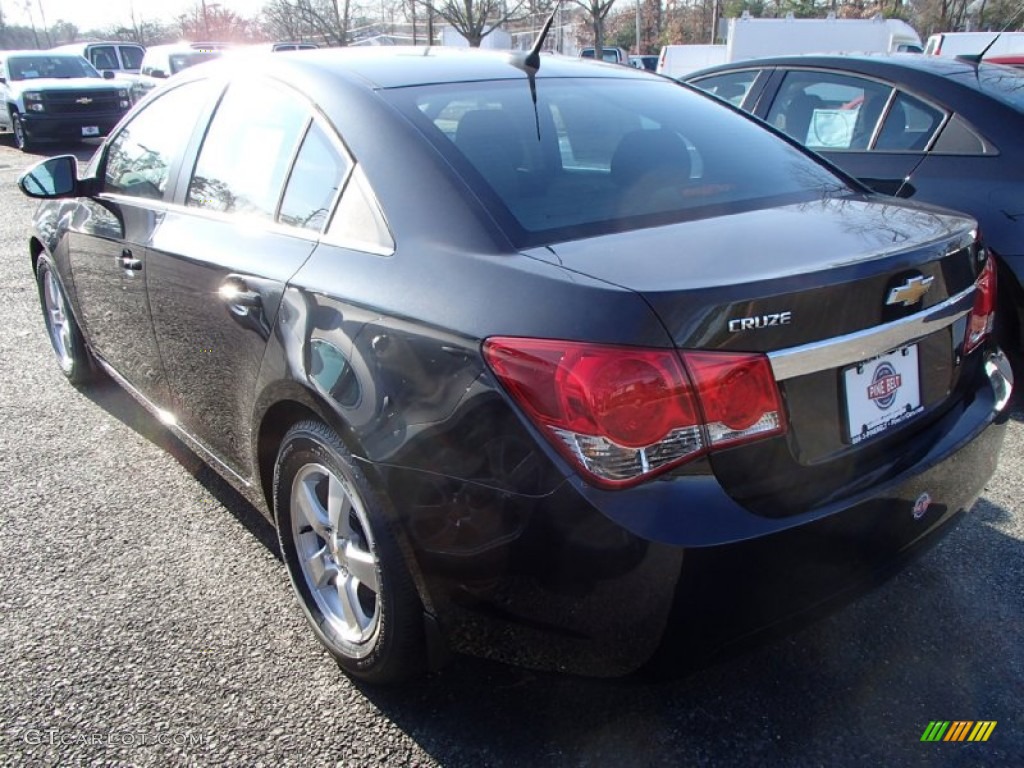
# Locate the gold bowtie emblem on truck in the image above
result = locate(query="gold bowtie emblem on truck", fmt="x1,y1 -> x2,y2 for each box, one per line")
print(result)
75,96 -> 93,105
887,276 -> 934,307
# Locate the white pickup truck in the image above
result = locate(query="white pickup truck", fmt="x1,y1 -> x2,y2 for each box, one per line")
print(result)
0,51 -> 131,151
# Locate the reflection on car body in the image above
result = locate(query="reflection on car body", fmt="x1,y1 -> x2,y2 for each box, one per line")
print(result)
19,47 -> 1011,684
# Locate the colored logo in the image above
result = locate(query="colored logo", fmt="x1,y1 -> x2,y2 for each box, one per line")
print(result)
867,361 -> 902,409
921,721 -> 997,742
887,275 -> 934,307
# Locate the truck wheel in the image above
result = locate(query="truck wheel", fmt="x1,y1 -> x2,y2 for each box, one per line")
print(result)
12,112 -> 32,152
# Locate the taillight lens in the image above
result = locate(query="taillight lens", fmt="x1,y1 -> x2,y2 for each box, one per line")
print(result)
964,256 -> 996,356
483,338 -> 786,488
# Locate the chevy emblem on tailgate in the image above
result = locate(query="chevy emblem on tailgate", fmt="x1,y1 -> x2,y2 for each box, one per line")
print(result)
886,276 -> 933,307
75,97 -> 93,105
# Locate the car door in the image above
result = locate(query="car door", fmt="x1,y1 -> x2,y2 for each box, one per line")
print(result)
146,77 -> 350,477
66,79 -> 216,401
756,69 -> 945,196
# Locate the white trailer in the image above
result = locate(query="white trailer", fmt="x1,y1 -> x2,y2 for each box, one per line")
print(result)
726,15 -> 922,60
658,15 -> 923,79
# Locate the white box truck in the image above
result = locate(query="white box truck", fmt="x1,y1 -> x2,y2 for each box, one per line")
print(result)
658,14 -> 923,78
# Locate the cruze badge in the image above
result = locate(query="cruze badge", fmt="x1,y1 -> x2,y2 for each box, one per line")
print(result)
727,311 -> 792,333
886,276 -> 933,307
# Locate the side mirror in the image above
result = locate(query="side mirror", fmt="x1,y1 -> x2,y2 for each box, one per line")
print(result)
18,155 -> 79,199
150,68 -> 167,79
102,70 -> 115,80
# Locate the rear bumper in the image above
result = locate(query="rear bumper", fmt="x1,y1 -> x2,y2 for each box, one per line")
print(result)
20,112 -> 125,140
389,350 -> 1010,676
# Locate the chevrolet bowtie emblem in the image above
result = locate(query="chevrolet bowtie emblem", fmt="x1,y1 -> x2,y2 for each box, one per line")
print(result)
887,276 -> 934,307
75,96 -> 93,105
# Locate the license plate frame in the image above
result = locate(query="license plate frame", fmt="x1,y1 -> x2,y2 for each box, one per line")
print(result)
843,344 -> 923,445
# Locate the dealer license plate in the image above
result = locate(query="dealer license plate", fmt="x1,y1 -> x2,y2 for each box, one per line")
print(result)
81,126 -> 100,137
844,345 -> 922,444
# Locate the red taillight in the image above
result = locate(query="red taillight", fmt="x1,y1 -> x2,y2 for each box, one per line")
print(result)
964,256 -> 996,356
684,352 -> 787,448
482,338 -> 786,488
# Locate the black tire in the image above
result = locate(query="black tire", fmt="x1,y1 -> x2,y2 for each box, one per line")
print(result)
12,111 -> 32,152
273,420 -> 427,684
35,255 -> 97,386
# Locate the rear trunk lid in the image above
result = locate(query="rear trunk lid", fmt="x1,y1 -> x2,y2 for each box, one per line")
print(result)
528,197 -> 986,514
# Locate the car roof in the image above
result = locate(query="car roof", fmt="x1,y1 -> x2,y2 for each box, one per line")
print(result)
690,53 -> 989,78
246,46 -> 654,89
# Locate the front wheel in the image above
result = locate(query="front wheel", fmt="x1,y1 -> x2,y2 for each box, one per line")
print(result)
274,420 -> 427,684
12,112 -> 32,151
35,256 -> 97,386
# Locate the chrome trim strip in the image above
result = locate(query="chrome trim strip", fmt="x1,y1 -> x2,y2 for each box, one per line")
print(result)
769,286 -> 975,381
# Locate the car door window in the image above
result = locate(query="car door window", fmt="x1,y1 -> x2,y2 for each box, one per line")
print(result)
874,92 -> 945,151
104,81 -> 213,200
278,120 -> 351,232
120,46 -> 144,70
89,46 -> 118,70
690,70 -> 762,107
767,71 -> 894,150
188,79 -> 308,221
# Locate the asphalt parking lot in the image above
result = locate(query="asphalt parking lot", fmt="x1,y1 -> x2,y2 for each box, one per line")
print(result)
0,138 -> 1021,768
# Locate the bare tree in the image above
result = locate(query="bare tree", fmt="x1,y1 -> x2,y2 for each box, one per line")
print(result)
425,0 -> 525,46
261,0 -> 356,45
575,0 -> 616,55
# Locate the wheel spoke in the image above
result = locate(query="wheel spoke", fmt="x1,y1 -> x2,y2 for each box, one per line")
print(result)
305,546 -> 337,589
342,542 -> 379,594
327,473 -> 353,537
336,576 -> 367,635
295,473 -> 331,539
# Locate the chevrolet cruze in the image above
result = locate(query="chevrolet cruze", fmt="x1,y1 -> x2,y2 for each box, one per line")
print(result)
19,48 -> 1011,683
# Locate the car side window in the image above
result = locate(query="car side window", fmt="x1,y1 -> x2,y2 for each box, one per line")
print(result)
188,79 -> 308,221
691,71 -> 761,107
874,92 -> 945,151
103,81 -> 213,200
120,46 -> 144,70
767,71 -> 894,150
278,120 -> 351,232
90,46 -> 118,71
327,166 -> 394,253
931,114 -> 991,155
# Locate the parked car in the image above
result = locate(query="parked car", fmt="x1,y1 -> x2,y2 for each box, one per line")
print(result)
133,43 -> 222,102
19,48 -> 1010,683
985,54 -> 1024,69
0,51 -> 132,150
684,54 -> 1024,372
53,41 -> 145,76
579,46 -> 629,64
628,54 -> 658,71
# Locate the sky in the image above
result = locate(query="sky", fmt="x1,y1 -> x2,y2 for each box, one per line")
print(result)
2,0 -> 270,34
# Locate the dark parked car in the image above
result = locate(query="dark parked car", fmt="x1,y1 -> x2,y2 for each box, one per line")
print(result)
19,49 -> 1011,683
684,55 -> 1024,370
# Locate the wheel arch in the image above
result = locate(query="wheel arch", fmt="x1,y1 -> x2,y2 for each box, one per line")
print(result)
253,381 -> 446,654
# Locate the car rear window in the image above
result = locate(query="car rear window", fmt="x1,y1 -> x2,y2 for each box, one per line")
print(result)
384,78 -> 850,246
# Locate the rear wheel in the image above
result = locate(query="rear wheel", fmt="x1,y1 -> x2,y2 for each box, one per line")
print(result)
274,420 -> 427,683
35,256 -> 96,386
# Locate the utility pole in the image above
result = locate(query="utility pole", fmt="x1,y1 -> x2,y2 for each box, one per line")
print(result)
635,0 -> 641,54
